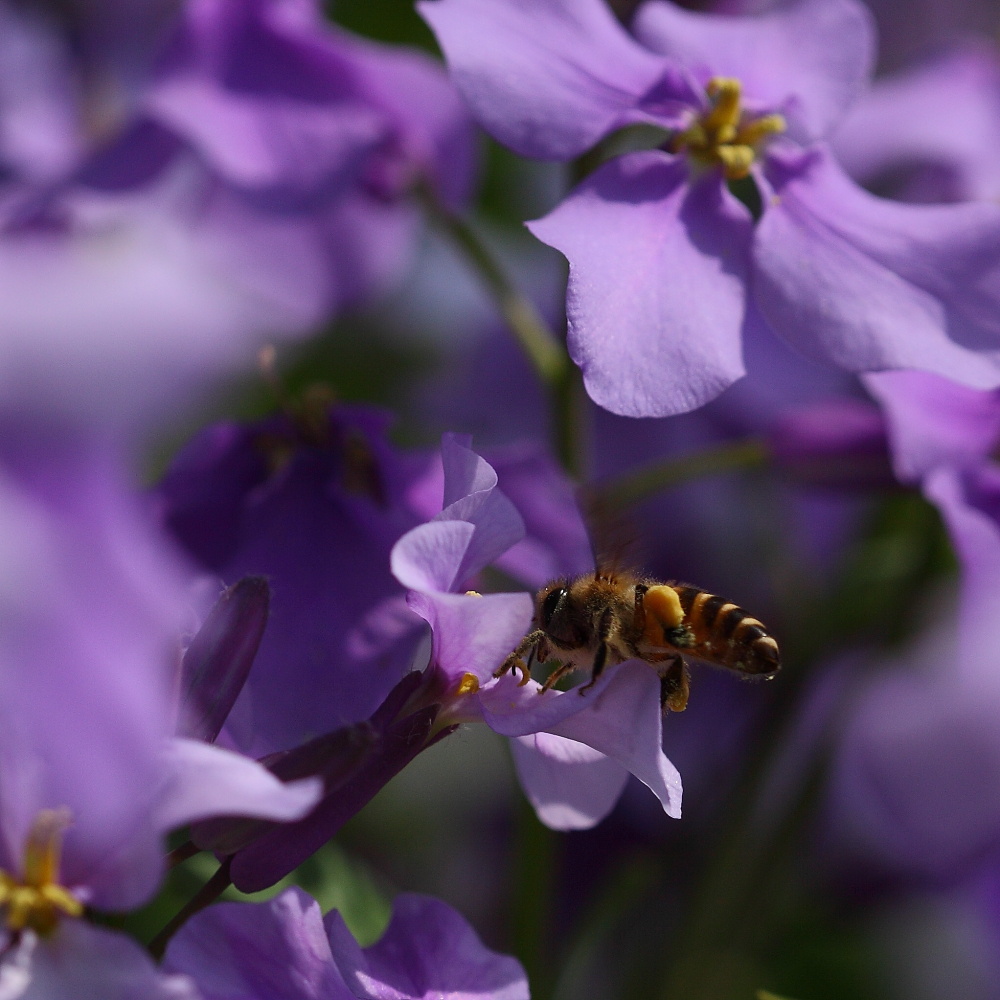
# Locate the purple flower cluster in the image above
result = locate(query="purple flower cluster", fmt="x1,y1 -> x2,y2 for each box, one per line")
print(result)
0,0 -> 473,432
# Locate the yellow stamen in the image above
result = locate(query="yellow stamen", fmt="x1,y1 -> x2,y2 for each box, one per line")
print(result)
454,672 -> 480,696
0,809 -> 82,935
673,77 -> 786,180
702,78 -> 742,135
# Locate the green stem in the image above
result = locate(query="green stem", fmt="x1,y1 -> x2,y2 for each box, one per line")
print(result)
418,187 -> 567,386
166,840 -> 200,869
600,438 -> 770,510
657,658 -> 856,1000
417,185 -> 582,475
510,798 -> 559,1000
148,858 -> 232,958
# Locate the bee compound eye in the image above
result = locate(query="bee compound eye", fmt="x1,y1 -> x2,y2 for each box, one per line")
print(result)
539,586 -> 568,628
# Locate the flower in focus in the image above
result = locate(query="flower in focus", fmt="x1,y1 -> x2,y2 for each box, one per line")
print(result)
179,427 -> 598,892
421,0 -> 1000,418
163,886 -> 530,1000
391,435 -> 683,830
0,427 -> 320,996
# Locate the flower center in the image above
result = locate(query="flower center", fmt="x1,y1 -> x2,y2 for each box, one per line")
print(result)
0,810 -> 83,935
672,77 -> 786,180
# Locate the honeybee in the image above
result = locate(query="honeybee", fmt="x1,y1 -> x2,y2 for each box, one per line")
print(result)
495,568 -> 780,713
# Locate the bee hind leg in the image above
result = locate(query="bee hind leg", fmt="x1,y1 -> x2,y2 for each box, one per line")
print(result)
658,655 -> 690,713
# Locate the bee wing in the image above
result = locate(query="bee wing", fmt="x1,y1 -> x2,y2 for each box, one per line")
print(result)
575,483 -> 641,577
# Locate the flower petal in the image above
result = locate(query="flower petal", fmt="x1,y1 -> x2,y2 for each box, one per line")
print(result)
754,145 -> 1000,389
391,520 -> 476,594
831,41 -> 1000,203
924,466 -> 1000,674
481,664 -> 682,818
328,894 -> 529,1000
864,371 -> 1000,482
633,0 -> 875,140
153,738 -> 321,833
529,151 -> 750,417
164,888 -> 351,1000
23,922 -> 198,1000
418,0 -> 670,159
436,435 -> 526,580
510,734 -> 629,830
407,591 -> 534,684
548,662 -> 682,819
478,671 -> 619,737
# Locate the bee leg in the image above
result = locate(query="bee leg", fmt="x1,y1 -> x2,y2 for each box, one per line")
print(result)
578,641 -> 609,695
539,661 -> 574,694
659,655 -> 690,713
633,582 -> 649,633
495,631 -> 546,684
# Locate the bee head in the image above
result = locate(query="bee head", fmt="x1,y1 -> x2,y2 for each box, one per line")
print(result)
535,580 -> 588,649
538,583 -> 568,629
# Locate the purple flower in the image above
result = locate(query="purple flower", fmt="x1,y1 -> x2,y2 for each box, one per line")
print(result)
163,886 -> 529,1000
391,435 -> 682,829
0,428 -> 320,997
865,370 -> 1000,484
822,370 -> 1000,877
421,0 -> 1000,417
155,405 -> 432,757
168,426 -> 599,891
831,464 -> 1000,879
766,396 -> 893,490
0,0 -> 474,432
832,41 -> 1000,204
132,0 -> 475,311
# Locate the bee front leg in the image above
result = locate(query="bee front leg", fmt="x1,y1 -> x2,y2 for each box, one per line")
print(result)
495,630 -> 547,685
658,655 -> 690,713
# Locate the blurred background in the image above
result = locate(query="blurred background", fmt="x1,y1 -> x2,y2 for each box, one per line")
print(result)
13,0 -> 1000,997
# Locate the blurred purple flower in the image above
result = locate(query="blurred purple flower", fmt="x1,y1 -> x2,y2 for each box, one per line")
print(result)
421,0 -> 1000,417
0,428 -> 320,997
155,405 -> 432,757
391,435 -> 683,830
832,41 -> 1000,204
0,0 -> 474,432
824,369 -> 1000,878
164,886 -> 529,1000
766,396 -> 893,490
831,464 -> 1000,880
866,370 -> 1000,484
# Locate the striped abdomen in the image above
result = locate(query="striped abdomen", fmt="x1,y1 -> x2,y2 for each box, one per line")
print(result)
672,585 -> 780,678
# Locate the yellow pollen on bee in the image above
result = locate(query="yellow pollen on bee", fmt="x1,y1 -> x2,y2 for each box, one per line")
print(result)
644,585 -> 685,629
672,77 -> 786,180
464,590 -> 483,598
454,672 -> 480,696
0,809 -> 83,936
